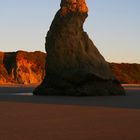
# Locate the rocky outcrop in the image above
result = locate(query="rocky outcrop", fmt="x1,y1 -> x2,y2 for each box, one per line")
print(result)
109,63 -> 140,84
33,0 -> 125,96
0,51 -> 46,84
1,51 -> 139,85
0,52 -> 13,84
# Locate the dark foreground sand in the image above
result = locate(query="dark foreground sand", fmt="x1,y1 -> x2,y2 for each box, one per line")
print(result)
0,85 -> 140,140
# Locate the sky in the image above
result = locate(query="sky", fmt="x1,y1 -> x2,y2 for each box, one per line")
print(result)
0,0 -> 140,63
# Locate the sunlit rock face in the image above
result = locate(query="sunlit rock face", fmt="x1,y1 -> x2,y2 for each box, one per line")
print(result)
0,51 -> 46,85
14,51 -> 45,84
60,0 -> 88,15
109,63 -> 140,84
0,52 -> 13,84
33,0 -> 125,96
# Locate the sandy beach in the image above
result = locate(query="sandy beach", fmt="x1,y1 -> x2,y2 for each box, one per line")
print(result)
0,85 -> 140,140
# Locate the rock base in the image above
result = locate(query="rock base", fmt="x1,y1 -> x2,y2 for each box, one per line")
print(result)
33,74 -> 125,96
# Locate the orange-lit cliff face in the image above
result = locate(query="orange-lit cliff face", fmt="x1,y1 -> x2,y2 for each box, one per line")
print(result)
15,51 -> 46,84
0,51 -> 46,85
0,51 -> 140,85
109,63 -> 140,84
0,52 -> 13,84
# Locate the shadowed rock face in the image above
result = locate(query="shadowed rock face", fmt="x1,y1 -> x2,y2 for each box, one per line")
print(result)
33,0 -> 125,96
0,52 -> 13,84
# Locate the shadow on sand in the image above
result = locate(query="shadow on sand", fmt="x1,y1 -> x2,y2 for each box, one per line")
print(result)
0,87 -> 140,109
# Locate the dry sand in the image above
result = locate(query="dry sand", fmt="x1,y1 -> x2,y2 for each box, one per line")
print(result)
0,85 -> 140,140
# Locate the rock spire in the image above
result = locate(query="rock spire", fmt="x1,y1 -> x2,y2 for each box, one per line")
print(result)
33,0 -> 125,96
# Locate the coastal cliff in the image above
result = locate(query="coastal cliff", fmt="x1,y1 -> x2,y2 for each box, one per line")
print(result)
109,63 -> 140,84
0,51 -> 46,85
0,52 -> 13,84
0,51 -> 139,85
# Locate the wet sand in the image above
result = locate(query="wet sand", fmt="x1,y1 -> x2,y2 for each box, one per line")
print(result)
0,85 -> 140,140
0,84 -> 37,94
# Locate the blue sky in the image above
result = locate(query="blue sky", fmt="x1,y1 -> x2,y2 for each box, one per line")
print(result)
0,0 -> 140,63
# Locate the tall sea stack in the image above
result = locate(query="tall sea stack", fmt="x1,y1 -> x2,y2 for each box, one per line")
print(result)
33,0 -> 125,96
